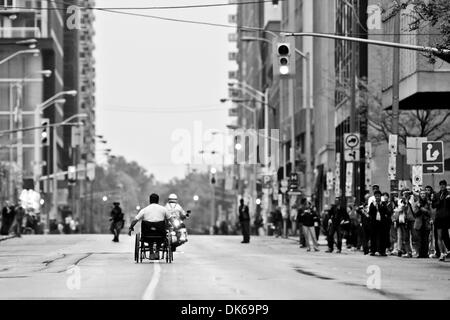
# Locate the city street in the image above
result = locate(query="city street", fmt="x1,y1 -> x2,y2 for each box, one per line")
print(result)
0,234 -> 449,300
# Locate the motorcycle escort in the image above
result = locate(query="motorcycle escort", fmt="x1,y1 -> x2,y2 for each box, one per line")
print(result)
168,210 -> 190,251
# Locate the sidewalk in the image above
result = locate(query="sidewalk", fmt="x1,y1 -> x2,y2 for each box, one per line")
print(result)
286,234 -> 328,246
0,234 -> 17,242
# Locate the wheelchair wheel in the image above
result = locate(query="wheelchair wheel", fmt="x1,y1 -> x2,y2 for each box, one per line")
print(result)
134,233 -> 140,263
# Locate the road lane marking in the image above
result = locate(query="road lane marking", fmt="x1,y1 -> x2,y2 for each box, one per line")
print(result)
142,261 -> 161,300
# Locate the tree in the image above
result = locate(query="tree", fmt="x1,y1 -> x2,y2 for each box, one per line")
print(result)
335,76 -> 450,145
389,0 -> 450,63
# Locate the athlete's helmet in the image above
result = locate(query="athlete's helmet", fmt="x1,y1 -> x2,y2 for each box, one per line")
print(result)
168,193 -> 178,203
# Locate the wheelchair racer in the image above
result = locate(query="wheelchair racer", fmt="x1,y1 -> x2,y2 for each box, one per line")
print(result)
128,193 -> 171,259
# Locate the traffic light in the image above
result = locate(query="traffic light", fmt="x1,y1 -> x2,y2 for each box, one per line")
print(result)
41,118 -> 49,146
68,165 -> 76,184
273,40 -> 295,77
210,167 -> 217,185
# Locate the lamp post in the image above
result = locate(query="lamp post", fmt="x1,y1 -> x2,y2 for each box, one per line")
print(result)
240,35 -> 313,198
57,113 -> 87,231
34,90 -> 77,193
0,49 -> 39,66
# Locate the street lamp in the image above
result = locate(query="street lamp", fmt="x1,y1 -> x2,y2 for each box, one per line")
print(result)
102,196 -> 108,202
0,49 -> 39,65
34,90 -> 78,192
193,195 -> 199,202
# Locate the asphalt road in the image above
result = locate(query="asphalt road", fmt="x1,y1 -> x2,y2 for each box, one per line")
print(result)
0,234 -> 449,299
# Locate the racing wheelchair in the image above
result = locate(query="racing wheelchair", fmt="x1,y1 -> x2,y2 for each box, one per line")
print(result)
134,220 -> 173,263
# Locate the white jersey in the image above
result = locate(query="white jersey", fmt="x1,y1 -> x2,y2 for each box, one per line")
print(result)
135,203 -> 170,222
165,202 -> 187,219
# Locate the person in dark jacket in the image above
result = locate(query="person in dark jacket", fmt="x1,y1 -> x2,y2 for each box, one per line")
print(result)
110,202 -> 125,242
238,199 -> 250,243
299,201 -> 320,251
432,180 -> 449,261
356,195 -> 371,255
1,201 -> 15,235
415,190 -> 431,258
326,202 -> 349,253
368,190 -> 390,256
13,201 -> 25,237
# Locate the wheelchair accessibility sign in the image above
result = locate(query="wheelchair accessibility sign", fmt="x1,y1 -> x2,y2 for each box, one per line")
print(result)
421,141 -> 444,174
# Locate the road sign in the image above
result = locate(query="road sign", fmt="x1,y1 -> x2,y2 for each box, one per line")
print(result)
421,141 -> 444,174
388,134 -> 398,155
365,142 -> 372,159
280,183 -> 288,194
423,163 -> 444,175
412,165 -> 423,186
388,156 -> 396,180
344,133 -> 360,150
335,153 -> 341,197
326,170 -> 334,191
345,162 -> 353,197
344,149 -> 360,162
406,137 -> 427,165
289,173 -> 298,189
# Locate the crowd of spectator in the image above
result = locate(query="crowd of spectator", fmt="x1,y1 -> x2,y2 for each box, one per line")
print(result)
269,179 -> 450,262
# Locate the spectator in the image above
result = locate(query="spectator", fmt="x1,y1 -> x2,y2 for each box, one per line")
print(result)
13,201 -> 25,237
356,194 -> 371,255
384,193 -> 397,255
414,190 -> 431,258
432,180 -> 449,261
326,202 -> 349,253
272,207 -> 283,237
296,200 -> 306,247
401,191 -> 419,258
238,199 -> 250,243
299,201 -> 320,252
1,201 -> 15,235
368,190 -> 389,256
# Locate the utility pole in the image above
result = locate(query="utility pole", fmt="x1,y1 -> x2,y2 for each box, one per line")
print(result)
350,0 -> 358,205
304,53 -> 312,198
391,5 -> 401,196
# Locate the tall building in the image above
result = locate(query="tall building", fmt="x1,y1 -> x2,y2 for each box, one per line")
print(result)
0,1 -> 96,231
0,0 -> 65,221
63,0 -> 96,231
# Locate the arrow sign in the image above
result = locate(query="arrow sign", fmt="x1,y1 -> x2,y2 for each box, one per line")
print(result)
423,163 -> 444,175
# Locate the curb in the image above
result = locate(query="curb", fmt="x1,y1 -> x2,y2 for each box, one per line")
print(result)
0,235 -> 17,242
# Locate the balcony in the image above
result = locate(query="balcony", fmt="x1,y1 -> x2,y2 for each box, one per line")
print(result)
0,26 -> 41,38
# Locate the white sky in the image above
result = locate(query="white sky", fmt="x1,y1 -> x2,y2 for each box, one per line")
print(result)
95,0 -> 237,182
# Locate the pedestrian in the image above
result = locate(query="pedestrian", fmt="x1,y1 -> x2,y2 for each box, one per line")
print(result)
238,199 -> 250,243
346,205 -> 359,250
431,180 -> 450,261
368,190 -> 389,256
1,201 -> 15,235
414,190 -> 431,258
356,195 -> 371,255
296,199 -> 307,247
110,202 -> 125,242
13,201 -> 25,237
326,202 -> 349,253
384,193 -> 396,255
367,184 -> 380,207
273,206 -> 283,237
299,201 -> 320,251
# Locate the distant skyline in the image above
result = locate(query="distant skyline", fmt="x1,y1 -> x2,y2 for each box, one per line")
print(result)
95,0 -> 237,182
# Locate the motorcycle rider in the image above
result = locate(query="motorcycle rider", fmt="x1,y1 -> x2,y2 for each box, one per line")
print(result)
165,194 -> 189,250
